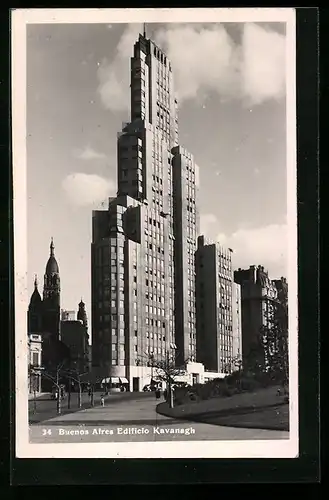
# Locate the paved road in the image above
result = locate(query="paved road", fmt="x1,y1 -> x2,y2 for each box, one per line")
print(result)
29,393 -> 289,443
28,391 -> 149,424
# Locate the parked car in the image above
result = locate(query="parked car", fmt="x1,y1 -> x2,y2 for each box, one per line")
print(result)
143,383 -> 161,392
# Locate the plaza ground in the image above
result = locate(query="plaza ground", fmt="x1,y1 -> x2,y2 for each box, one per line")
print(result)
28,391 -> 147,424
157,386 -> 289,431
29,391 -> 289,443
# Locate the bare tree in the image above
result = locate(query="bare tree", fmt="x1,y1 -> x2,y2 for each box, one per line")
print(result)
138,346 -> 189,408
259,301 -> 289,384
38,360 -> 67,415
62,360 -> 89,409
224,354 -> 243,375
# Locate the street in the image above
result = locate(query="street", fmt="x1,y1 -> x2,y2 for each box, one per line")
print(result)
29,392 -> 289,443
28,391 -> 149,424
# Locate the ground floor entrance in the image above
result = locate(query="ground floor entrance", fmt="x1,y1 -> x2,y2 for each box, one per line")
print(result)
132,377 -> 140,392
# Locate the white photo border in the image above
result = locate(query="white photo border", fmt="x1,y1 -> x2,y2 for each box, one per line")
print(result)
12,7 -> 298,459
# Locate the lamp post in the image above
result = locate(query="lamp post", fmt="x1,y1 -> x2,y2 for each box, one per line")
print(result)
150,353 -> 154,384
168,343 -> 177,409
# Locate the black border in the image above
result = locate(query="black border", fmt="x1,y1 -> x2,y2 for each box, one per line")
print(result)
1,6 -> 320,485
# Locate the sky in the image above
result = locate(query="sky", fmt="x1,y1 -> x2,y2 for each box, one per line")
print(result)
26,21 -> 288,324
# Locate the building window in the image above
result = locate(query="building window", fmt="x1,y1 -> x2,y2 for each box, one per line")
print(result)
32,352 -> 39,367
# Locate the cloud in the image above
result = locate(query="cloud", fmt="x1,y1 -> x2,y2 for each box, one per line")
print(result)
200,213 -> 218,235
156,24 -> 240,102
200,213 -> 287,277
240,23 -> 286,106
62,173 -> 115,207
97,24 -> 141,111
74,146 -> 106,161
97,22 -> 286,112
217,223 -> 288,278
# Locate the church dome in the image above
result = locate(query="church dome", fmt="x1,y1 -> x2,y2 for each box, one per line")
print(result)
45,238 -> 59,275
46,255 -> 59,275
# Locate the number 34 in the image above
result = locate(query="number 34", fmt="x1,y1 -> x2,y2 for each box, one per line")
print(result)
42,429 -> 52,436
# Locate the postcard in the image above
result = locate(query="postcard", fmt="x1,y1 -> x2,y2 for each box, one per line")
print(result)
12,7 -> 298,459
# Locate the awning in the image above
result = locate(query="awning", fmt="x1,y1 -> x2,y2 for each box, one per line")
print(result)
101,376 -> 121,384
101,378 -> 111,384
120,377 -> 129,384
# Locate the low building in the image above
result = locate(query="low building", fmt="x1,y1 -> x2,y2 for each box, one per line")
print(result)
28,333 -> 42,394
61,310 -> 76,321
60,319 -> 89,375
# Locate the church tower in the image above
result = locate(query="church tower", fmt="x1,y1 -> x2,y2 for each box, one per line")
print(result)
27,275 -> 43,334
77,299 -> 88,328
42,238 -> 60,340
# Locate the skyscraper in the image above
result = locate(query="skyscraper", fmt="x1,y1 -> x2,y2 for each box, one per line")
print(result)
195,235 -> 240,374
91,29 -> 199,390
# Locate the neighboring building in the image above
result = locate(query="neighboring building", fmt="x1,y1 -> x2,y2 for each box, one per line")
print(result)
195,235 -> 238,374
27,239 -> 71,391
27,276 -> 43,335
234,265 -> 281,370
172,146 -> 200,365
91,29 -> 199,390
87,344 -> 92,373
61,310 -> 76,321
28,333 -> 42,394
42,238 -> 61,341
27,240 -> 61,344
273,277 -> 288,308
27,277 -> 43,394
60,301 -> 90,375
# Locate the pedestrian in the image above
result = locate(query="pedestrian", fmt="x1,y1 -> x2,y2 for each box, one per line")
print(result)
163,389 -> 168,401
100,394 -> 105,407
155,389 -> 161,400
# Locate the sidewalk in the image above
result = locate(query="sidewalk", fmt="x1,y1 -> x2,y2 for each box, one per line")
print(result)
44,393 -> 167,424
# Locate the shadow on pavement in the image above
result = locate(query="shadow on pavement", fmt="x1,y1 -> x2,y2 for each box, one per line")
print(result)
29,392 -> 152,424
157,402 -> 289,432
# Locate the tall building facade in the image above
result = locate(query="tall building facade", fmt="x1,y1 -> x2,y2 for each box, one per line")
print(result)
91,31 -> 199,390
234,265 -> 281,370
195,235 -> 240,374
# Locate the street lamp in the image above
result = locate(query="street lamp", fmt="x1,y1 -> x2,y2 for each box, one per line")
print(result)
168,343 -> 177,409
150,353 -> 154,384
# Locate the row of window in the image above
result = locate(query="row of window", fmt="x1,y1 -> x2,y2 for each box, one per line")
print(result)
152,174 -> 163,185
